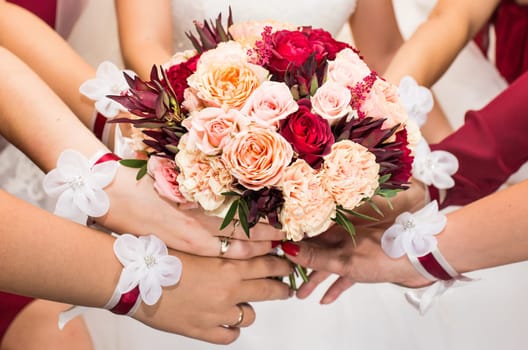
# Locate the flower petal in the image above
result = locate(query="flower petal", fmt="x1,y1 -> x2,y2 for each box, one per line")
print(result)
139,272 -> 163,305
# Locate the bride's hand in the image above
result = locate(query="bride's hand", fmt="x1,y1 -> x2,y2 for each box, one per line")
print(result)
98,166 -> 285,258
134,251 -> 292,344
283,225 -> 430,304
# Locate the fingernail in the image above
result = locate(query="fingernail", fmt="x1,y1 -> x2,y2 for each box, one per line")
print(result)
271,240 -> 281,248
281,242 -> 300,257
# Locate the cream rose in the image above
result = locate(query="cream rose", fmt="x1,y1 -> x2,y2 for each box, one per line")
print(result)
175,136 -> 233,211
241,81 -> 298,129
279,159 -> 336,241
163,49 -> 198,68
361,78 -> 408,130
311,81 -> 352,125
182,107 -> 249,155
322,140 -> 380,210
221,125 -> 293,190
187,41 -> 269,109
326,48 -> 371,88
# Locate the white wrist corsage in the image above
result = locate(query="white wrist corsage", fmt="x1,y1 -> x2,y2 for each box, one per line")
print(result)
398,76 -> 434,127
79,61 -> 135,118
412,138 -> 459,190
43,150 -> 119,224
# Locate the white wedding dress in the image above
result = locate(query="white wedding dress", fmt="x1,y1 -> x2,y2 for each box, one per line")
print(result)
19,0 -> 524,349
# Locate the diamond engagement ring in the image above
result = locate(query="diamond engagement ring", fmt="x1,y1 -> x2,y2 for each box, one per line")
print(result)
219,237 -> 231,256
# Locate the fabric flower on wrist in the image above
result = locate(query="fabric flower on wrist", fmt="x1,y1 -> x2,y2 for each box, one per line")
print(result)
43,150 -> 119,224
398,76 -> 434,127
412,138 -> 459,190
79,61 -> 135,118
114,234 -> 182,306
381,201 -> 446,258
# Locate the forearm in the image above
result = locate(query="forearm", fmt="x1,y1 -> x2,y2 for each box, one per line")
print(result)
0,47 -> 106,171
383,0 -> 498,87
439,180 -> 528,273
0,2 -> 98,130
115,0 -> 174,78
0,190 -> 119,307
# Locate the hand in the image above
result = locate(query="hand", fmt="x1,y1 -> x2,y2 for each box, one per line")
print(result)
99,166 -> 285,258
133,251 -> 293,344
283,224 -> 430,304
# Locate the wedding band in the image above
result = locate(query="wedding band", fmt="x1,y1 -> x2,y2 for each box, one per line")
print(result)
229,304 -> 245,328
219,237 -> 231,256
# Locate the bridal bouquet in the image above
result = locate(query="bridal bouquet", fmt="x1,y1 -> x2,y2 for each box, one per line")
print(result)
109,10 -> 420,242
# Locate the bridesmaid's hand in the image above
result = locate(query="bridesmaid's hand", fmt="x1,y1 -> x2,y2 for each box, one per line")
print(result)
98,166 -> 285,258
284,225 -> 430,304
133,251 -> 292,344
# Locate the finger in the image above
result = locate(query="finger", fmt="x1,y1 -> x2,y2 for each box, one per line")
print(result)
223,221 -> 285,241
221,303 -> 255,328
221,239 -> 277,259
283,241 -> 346,275
320,277 -> 356,305
296,270 -> 332,299
206,326 -> 240,345
237,278 -> 292,302
241,255 -> 293,279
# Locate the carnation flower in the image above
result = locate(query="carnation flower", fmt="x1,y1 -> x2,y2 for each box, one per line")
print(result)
322,140 -> 380,210
175,136 -> 233,211
279,159 -> 336,241
241,81 -> 298,129
222,124 -> 293,190
187,41 -> 269,109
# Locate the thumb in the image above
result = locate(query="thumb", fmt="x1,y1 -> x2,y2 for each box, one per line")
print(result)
281,241 -> 345,276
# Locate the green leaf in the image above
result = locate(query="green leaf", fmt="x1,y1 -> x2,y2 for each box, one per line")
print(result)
309,75 -> 319,96
119,159 -> 148,168
368,200 -> 384,217
337,206 -> 379,221
378,173 -> 391,184
220,199 -> 239,231
221,191 -> 241,197
333,210 -> 356,241
136,163 -> 148,180
238,199 -> 250,238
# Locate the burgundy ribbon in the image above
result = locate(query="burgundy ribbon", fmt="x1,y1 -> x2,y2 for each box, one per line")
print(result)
109,286 -> 140,315
93,112 -> 108,142
417,252 -> 453,281
93,152 -> 121,166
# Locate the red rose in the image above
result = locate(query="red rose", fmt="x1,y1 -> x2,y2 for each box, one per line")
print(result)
304,27 -> 352,61
280,99 -> 334,169
267,30 -> 314,79
165,54 -> 200,104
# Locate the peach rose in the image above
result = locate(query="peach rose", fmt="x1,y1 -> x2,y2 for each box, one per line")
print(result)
361,78 -> 408,130
186,41 -> 269,109
279,159 -> 336,241
322,140 -> 380,210
181,88 -> 204,113
182,107 -> 249,155
241,81 -> 298,129
222,125 -> 293,190
147,156 -> 196,208
175,136 -> 233,211
311,81 -> 352,125
229,20 -> 297,47
326,48 -> 371,88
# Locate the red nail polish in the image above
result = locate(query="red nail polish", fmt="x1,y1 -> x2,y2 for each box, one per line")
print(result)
271,240 -> 281,248
282,242 -> 300,257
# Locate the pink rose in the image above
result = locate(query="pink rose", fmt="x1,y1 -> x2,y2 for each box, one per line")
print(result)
181,88 -> 204,113
182,107 -> 249,155
311,81 -> 352,125
279,99 -> 334,169
241,81 -> 298,129
147,156 -> 194,207
222,125 -> 293,190
326,48 -> 371,88
361,78 -> 408,130
175,136 -> 234,211
279,159 -> 336,241
322,140 -> 380,210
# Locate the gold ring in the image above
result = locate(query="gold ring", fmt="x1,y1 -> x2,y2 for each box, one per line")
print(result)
229,304 -> 245,328
219,237 -> 231,256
